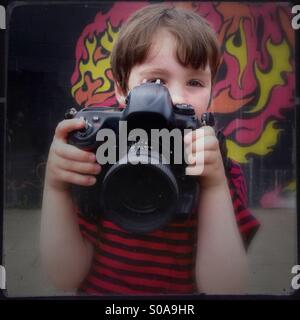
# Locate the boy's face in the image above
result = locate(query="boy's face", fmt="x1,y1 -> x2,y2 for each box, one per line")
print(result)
116,29 -> 212,118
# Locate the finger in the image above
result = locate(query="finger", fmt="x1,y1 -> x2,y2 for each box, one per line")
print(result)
184,126 -> 215,144
185,164 -> 204,176
186,150 -> 217,166
56,169 -> 97,186
185,163 -> 217,177
190,135 -> 219,153
56,158 -> 102,175
185,162 -> 217,177
55,118 -> 86,141
53,140 -> 96,163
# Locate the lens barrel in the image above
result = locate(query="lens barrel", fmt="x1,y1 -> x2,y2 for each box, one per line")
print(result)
101,148 -> 179,233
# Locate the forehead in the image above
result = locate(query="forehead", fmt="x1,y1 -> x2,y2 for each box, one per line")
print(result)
131,31 -> 211,79
146,29 -> 178,59
141,29 -> 211,75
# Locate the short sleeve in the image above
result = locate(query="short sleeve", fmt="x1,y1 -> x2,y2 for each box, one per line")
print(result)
226,159 -> 260,250
75,206 -> 99,247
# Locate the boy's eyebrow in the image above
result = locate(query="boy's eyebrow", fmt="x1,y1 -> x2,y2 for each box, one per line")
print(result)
139,67 -> 211,78
139,68 -> 170,77
188,68 -> 211,77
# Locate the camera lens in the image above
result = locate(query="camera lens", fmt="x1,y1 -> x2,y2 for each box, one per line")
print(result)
118,165 -> 170,213
101,150 -> 179,233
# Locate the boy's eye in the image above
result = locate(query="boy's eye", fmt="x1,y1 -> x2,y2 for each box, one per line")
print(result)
188,79 -> 203,87
146,78 -> 166,85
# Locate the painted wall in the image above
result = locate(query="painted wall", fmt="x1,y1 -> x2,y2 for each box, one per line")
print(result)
70,1 -> 296,208
6,1 -> 296,209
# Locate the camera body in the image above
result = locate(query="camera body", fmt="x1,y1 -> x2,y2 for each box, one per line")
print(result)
66,82 -> 214,233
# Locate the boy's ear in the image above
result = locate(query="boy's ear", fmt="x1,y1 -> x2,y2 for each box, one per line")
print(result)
114,82 -> 127,107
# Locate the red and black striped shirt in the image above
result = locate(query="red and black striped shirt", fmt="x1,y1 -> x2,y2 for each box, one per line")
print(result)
77,159 -> 259,295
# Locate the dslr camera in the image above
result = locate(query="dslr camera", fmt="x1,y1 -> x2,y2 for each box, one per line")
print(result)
66,82 -> 214,233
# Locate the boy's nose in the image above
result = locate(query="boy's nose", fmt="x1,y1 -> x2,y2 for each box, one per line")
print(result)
169,89 -> 186,106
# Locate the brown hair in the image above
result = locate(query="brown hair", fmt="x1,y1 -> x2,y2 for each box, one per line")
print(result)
111,3 -> 221,94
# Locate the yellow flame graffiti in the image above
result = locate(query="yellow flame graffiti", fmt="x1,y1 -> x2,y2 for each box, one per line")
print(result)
283,180 -> 296,192
71,21 -> 119,97
250,39 -> 292,113
226,120 -> 282,163
226,19 -> 247,88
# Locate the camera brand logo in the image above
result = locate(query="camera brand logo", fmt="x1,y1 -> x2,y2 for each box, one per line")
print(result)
292,5 -> 300,30
0,5 -> 5,30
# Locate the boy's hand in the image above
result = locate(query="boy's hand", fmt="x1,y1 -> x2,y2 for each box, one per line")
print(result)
184,126 -> 226,189
45,118 -> 102,191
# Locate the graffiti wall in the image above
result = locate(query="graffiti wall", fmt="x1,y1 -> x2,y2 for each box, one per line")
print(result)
6,1 -> 296,209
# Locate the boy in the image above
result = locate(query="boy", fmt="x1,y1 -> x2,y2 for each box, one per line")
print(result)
41,4 -> 259,295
